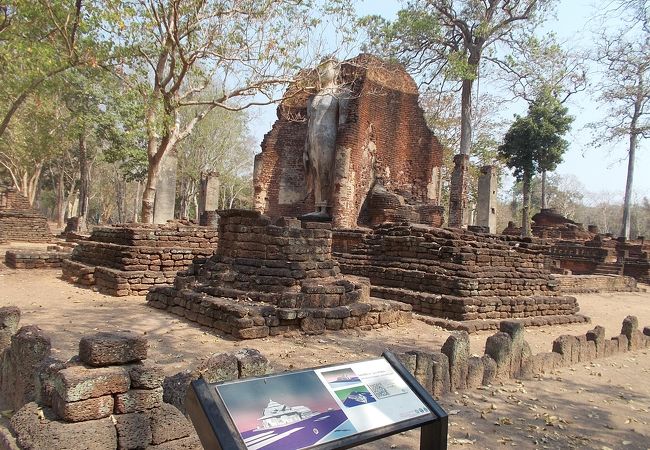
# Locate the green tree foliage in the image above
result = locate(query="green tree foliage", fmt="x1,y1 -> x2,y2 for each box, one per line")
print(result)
498,91 -> 572,236
102,0 -> 354,223
0,0 -> 114,140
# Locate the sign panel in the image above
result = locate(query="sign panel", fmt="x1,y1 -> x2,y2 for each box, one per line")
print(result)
215,358 -> 432,450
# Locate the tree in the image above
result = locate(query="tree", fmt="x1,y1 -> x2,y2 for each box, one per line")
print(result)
0,0 -> 93,140
362,0 -> 556,227
106,0 -> 352,223
0,90 -> 70,205
498,91 -> 572,236
176,102 -> 254,218
589,32 -> 649,239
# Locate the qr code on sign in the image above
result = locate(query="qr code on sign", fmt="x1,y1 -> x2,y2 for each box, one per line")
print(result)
367,382 -> 391,399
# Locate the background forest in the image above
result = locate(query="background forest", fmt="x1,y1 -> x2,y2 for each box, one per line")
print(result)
0,0 -> 648,237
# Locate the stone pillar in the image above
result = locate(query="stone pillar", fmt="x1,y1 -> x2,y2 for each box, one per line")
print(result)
153,151 -> 178,224
448,154 -> 469,228
477,165 -> 497,234
198,172 -> 220,218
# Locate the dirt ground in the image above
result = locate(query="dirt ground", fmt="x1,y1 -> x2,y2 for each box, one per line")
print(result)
1,241 -> 649,449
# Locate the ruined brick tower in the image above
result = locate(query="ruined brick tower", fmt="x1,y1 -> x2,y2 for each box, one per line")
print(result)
253,54 -> 445,228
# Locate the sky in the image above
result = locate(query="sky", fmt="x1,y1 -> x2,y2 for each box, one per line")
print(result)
247,0 -> 649,204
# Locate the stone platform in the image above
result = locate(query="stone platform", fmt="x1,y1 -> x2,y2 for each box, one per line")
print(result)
147,210 -> 411,339
62,224 -> 218,296
332,223 -> 586,330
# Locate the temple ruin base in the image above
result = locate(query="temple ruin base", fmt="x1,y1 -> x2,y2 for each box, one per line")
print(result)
61,224 -> 218,296
146,210 -> 410,339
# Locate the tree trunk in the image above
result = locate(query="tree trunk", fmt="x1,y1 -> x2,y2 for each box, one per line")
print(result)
459,78 -> 473,156
522,172 -> 532,237
77,133 -> 89,229
133,181 -> 141,222
116,178 -> 126,223
56,168 -> 65,228
141,161 -> 160,224
541,170 -> 547,209
620,133 -> 637,239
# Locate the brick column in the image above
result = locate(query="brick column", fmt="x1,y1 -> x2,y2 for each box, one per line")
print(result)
153,150 -> 178,224
448,154 -> 469,228
477,165 -> 497,233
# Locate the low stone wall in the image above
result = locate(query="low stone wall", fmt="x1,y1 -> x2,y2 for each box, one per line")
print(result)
5,249 -> 72,269
555,274 -> 640,293
0,307 -> 272,450
62,224 -> 218,296
398,315 -> 650,398
415,311 -> 590,334
148,286 -> 412,339
371,286 -> 579,321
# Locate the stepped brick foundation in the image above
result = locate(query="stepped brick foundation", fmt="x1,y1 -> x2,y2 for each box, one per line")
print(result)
0,187 -> 52,242
147,210 -> 410,339
332,223 -> 586,328
62,224 -> 218,296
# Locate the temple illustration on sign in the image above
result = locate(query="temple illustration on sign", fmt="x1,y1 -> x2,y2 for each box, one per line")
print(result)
240,399 -> 353,450
257,399 -> 318,429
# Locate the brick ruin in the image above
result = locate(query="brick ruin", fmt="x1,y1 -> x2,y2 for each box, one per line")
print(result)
332,223 -> 589,333
147,210 -> 411,339
549,235 -> 650,283
5,245 -> 73,269
502,208 -> 594,241
253,54 -> 445,229
0,187 -> 52,242
0,306 -> 272,450
502,208 -> 650,285
62,223 -> 218,296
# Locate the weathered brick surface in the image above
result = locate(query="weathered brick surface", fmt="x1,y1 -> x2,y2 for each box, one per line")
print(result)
79,332 -> 147,367
128,363 -> 165,389
485,332 -> 513,380
52,392 -> 114,422
148,403 -> 195,445
5,249 -> 71,269
114,388 -> 163,414
235,348 -> 272,378
0,306 -> 20,351
441,331 -> 469,390
52,366 -> 130,402
0,325 -> 51,410
11,403 -> 117,450
115,412 -> 152,450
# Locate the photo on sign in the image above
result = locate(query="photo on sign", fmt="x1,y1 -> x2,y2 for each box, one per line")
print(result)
217,371 -> 357,450
334,385 -> 378,408
320,368 -> 362,389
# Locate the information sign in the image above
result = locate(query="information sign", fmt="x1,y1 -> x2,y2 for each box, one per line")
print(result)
186,352 -> 448,450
